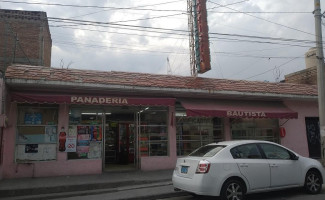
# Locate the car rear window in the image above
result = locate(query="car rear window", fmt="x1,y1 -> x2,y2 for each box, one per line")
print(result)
189,145 -> 225,157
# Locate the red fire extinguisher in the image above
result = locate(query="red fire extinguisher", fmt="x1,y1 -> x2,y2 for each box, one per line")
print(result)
59,127 -> 66,152
280,127 -> 286,138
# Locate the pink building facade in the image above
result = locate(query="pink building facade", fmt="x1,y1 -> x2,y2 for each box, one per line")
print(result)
0,65 -> 320,179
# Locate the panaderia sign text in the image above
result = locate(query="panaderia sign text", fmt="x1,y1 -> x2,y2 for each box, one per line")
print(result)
71,96 -> 128,105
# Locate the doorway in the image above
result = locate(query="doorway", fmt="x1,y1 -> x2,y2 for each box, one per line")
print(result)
104,111 -> 137,171
305,117 -> 321,158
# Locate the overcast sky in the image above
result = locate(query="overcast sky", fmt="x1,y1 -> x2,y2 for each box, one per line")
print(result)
0,0 -> 324,82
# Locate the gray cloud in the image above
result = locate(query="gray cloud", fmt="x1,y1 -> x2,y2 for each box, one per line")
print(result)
1,0 -> 323,82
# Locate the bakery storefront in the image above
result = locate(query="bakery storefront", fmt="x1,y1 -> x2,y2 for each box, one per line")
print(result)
4,91 -> 300,178
1,65 -> 318,179
9,92 -> 175,177
175,99 -> 298,156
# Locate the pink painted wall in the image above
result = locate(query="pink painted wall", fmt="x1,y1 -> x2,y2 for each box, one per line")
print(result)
223,118 -> 231,140
281,100 -> 319,157
2,103 -> 102,179
2,98 -> 318,178
141,105 -> 177,170
219,100 -> 318,158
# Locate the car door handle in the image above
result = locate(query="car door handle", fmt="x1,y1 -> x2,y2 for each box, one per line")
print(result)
270,164 -> 278,168
239,164 -> 248,167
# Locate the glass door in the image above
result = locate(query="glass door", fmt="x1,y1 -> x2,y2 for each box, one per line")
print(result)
103,109 -> 139,171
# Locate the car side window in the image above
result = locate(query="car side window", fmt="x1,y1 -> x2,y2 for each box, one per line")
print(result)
259,143 -> 291,160
230,144 -> 262,159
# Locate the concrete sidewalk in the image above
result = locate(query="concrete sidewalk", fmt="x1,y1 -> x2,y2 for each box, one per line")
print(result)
0,169 -> 181,199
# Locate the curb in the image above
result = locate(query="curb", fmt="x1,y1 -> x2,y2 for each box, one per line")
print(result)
0,179 -> 172,198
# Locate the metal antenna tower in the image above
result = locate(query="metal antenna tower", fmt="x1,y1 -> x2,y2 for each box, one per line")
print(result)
187,0 -> 197,77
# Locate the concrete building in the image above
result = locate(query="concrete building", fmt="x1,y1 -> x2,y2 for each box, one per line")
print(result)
0,65 -> 320,179
285,48 -> 318,85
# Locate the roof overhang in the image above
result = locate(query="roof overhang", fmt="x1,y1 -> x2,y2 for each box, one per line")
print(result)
5,78 -> 318,101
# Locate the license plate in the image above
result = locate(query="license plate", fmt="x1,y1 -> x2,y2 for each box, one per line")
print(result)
181,166 -> 188,174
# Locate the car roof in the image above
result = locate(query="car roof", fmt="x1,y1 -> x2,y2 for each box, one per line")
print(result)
210,140 -> 275,147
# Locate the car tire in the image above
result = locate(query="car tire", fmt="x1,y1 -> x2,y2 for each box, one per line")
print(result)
220,179 -> 245,200
304,170 -> 322,194
189,193 -> 198,197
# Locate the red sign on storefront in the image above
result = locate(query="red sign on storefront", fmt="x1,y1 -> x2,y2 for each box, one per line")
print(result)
196,0 -> 211,74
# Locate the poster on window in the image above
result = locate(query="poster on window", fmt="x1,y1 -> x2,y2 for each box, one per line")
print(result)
88,141 -> 101,159
68,125 -> 103,159
65,137 -> 77,152
45,126 -> 57,143
17,144 -> 56,162
89,126 -> 102,141
24,113 -> 42,125
25,144 -> 38,153
68,126 -> 77,137
76,145 -> 89,158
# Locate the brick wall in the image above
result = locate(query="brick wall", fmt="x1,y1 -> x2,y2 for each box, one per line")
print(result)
0,9 -> 52,73
284,66 -> 317,85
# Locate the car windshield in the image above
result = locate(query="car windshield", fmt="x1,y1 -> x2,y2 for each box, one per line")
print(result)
189,145 -> 225,157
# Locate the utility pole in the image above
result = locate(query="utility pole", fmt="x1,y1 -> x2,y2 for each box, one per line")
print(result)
314,0 -> 325,166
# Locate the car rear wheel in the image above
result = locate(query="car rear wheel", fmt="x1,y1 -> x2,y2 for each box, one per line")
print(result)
304,170 -> 322,194
221,179 -> 245,200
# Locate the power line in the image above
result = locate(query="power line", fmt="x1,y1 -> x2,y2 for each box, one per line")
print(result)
207,0 -> 315,36
69,0 -> 185,18
209,11 -> 311,14
214,52 -> 304,59
2,11 -> 320,46
101,13 -> 187,24
2,13 -> 319,52
209,32 -> 317,44
51,26 -> 187,40
48,17 -> 189,33
0,0 -> 186,12
47,16 -> 318,44
207,0 -> 249,11
210,37 -> 314,48
245,57 -> 301,80
53,40 -> 188,55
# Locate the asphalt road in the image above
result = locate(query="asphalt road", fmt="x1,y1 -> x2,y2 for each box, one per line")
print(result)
158,187 -> 325,200
46,184 -> 325,200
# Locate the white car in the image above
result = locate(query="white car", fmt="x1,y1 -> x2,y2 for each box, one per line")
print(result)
172,140 -> 325,200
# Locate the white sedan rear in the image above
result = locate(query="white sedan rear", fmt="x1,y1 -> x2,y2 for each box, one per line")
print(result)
172,140 -> 325,200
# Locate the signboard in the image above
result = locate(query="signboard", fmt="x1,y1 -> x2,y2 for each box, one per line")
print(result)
16,144 -> 56,162
194,0 -> 211,74
11,93 -> 175,106
65,137 -> 77,152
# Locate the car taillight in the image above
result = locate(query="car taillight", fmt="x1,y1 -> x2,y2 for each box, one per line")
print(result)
196,160 -> 210,174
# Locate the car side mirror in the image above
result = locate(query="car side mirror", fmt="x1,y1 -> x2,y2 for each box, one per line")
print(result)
292,155 -> 299,160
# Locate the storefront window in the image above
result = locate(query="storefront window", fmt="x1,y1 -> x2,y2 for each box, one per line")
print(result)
231,118 -> 279,143
16,105 -> 58,162
139,107 -> 168,156
176,117 -> 224,156
68,107 -> 103,159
